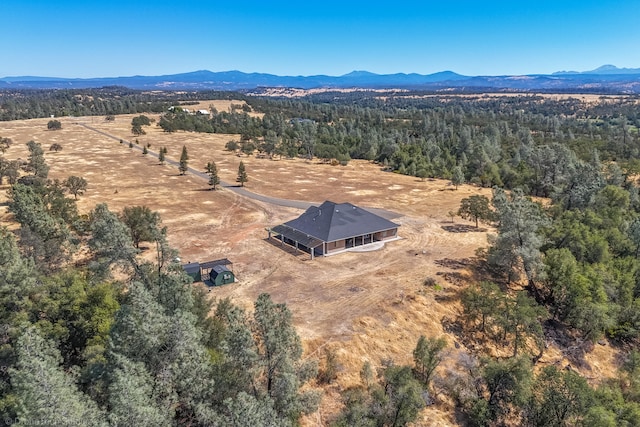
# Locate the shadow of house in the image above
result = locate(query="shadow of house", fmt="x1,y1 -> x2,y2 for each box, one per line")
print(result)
266,200 -> 400,260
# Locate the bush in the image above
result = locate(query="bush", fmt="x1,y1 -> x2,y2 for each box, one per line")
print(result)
225,140 -> 239,152
424,277 -> 437,287
47,119 -> 62,130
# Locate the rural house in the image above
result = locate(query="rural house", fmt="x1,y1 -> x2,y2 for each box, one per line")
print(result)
267,201 -> 399,259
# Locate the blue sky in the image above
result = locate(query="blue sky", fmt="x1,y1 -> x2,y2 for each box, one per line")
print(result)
1,0 -> 639,78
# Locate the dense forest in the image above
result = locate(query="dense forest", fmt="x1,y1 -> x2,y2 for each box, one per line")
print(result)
3,88 -> 640,425
0,88 -> 243,121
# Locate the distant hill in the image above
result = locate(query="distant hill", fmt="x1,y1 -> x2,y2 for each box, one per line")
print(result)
554,64 -> 640,75
2,66 -> 640,93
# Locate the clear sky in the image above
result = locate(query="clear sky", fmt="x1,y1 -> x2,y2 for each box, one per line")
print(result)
1,0 -> 639,78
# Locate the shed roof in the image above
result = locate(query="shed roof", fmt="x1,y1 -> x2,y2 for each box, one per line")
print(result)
200,258 -> 233,270
212,265 -> 232,274
182,262 -> 200,275
282,201 -> 399,243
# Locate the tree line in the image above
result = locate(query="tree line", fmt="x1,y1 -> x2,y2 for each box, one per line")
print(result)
0,88 -> 243,121
156,92 -> 640,197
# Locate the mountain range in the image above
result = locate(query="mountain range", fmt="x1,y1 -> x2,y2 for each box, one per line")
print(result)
2,65 -> 640,93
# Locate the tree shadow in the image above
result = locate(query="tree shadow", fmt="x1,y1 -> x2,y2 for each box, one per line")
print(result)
442,224 -> 487,233
543,319 -> 593,370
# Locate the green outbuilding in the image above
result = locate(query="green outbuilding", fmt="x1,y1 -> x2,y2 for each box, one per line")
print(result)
182,262 -> 201,282
182,258 -> 235,286
210,265 -> 235,286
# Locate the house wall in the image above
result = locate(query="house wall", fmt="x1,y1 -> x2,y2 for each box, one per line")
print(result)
214,272 -> 234,286
374,228 -> 398,241
326,239 -> 346,253
186,270 -> 201,282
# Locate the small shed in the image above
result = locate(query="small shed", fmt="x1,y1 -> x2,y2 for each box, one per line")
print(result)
182,262 -> 201,282
210,265 -> 235,286
182,258 -> 234,284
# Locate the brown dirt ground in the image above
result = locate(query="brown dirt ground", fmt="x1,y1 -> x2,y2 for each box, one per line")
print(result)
0,102 -> 621,426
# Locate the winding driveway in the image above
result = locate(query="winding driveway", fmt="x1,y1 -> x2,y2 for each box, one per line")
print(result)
76,123 -> 400,220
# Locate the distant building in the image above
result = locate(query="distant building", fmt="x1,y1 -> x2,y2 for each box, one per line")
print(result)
289,118 -> 314,125
267,201 -> 399,260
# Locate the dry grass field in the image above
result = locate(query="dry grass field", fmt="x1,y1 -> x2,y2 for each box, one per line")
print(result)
0,101 -> 621,426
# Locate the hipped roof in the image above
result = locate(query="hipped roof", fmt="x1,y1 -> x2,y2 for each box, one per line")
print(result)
282,201 -> 399,243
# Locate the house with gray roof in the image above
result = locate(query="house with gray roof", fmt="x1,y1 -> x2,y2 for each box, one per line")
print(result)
267,201 -> 399,259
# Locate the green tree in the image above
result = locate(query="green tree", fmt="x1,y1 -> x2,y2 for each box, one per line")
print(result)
375,364 -> 425,427
131,115 -> 150,136
219,392 -> 286,427
241,140 -> 256,156
63,175 -> 88,199
488,188 -> 548,286
252,293 -> 320,420
0,158 -> 20,185
336,363 -> 425,427
179,145 -> 189,175
503,292 -> 546,357
25,140 -> 49,180
11,327 -> 108,426
451,165 -> 465,189
628,217 -> 640,258
109,355 -> 173,427
7,182 -> 72,269
460,281 -> 503,333
0,227 -> 38,411
0,136 -> 12,153
542,248 -> 611,341
236,161 -> 248,187
482,356 -> 533,425
206,161 -> 221,190
225,140 -> 240,152
458,195 -> 492,228
47,119 -> 62,130
525,365 -> 593,427
413,335 -> 446,390
120,205 -> 161,249
89,203 -> 138,277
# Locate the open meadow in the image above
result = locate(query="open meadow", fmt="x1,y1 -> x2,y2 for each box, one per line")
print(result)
0,102 -> 620,425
